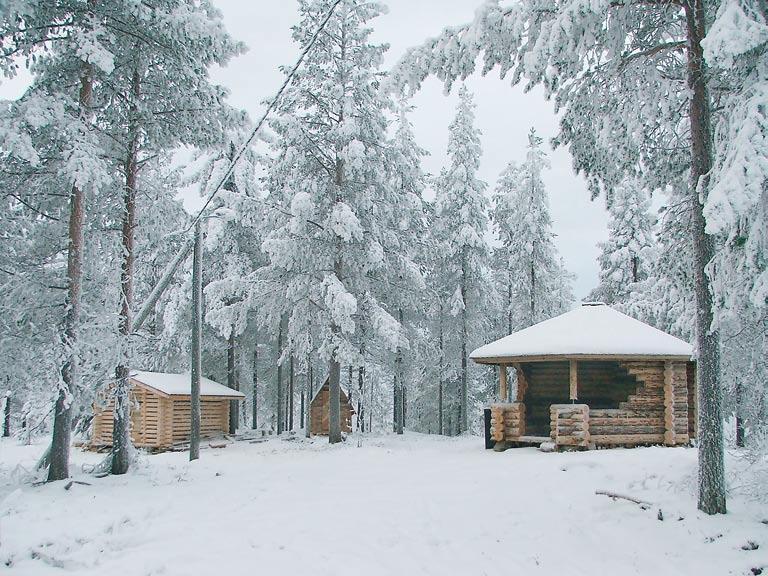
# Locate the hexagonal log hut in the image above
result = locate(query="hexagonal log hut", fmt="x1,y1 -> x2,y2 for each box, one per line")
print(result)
471,303 -> 696,451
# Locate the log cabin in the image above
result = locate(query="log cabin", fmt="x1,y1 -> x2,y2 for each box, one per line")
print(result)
309,378 -> 354,436
91,371 -> 245,450
470,303 -> 696,450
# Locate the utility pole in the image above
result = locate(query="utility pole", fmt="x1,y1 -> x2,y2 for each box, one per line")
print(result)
190,220 -> 202,461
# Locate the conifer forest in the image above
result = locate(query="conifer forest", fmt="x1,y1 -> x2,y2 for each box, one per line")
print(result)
0,1 -> 766,574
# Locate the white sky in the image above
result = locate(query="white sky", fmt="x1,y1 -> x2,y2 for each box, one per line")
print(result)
0,0 -> 608,299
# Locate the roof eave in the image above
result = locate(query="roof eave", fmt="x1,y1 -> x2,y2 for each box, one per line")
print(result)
471,353 -> 694,365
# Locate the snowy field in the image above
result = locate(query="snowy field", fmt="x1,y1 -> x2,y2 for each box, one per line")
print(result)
1,434 -> 767,576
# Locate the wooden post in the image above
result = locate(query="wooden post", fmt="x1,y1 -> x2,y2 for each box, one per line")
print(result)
499,364 -> 508,403
513,363 -> 528,403
569,360 -> 578,401
663,361 -> 676,446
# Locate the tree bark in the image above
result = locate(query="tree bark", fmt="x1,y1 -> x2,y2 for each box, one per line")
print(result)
300,371 -> 305,430
357,364 -> 365,433
459,252 -> 468,433
189,219 -> 203,461
251,334 -> 258,430
288,355 -> 295,431
684,0 -> 726,515
227,328 -> 238,434
111,65 -> 141,477
394,309 -> 405,435
48,57 -> 93,483
305,359 -> 313,438
276,315 -> 284,434
438,303 -> 444,436
3,391 -> 10,438
327,252 -> 343,444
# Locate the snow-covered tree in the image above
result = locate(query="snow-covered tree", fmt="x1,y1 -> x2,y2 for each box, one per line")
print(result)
261,0 -> 410,443
589,177 -> 656,305
492,128 -> 573,332
432,86 -> 497,434
1,0 -> 244,476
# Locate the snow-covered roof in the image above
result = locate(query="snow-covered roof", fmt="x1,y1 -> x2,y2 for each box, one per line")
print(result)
130,371 -> 245,399
470,303 -> 693,363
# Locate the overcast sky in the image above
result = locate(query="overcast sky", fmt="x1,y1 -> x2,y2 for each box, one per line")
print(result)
0,0 -> 609,300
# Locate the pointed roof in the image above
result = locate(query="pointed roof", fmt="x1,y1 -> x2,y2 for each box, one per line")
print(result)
130,371 -> 245,399
310,377 -> 353,407
470,303 -> 693,364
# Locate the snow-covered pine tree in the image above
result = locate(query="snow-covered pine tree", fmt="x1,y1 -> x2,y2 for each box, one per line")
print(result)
1,1 -> 114,480
2,0 -> 245,475
89,0 -> 244,474
703,0 -> 768,448
261,0 -> 410,443
379,101 -> 428,434
492,128 -> 573,332
433,86 -> 497,434
589,177 -> 656,305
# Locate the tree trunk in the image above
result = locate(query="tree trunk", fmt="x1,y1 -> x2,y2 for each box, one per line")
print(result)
394,309 -> 405,435
251,334 -> 258,430
300,373 -> 305,430
438,304 -> 444,435
328,356 -> 342,442
684,0 -> 726,515
189,220 -> 203,461
357,364 -> 365,433
507,268 -> 513,335
276,316 -> 284,434
289,355 -> 295,431
305,359 -> 313,438
111,66 -> 141,477
735,378 -> 745,447
227,328 -> 238,434
48,58 -> 93,482
460,253 -> 468,433
2,391 -> 10,438
530,256 -> 536,326
327,130 -> 345,443
328,257 -> 343,444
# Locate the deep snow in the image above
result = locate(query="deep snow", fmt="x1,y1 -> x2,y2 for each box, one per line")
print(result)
1,434 -> 766,576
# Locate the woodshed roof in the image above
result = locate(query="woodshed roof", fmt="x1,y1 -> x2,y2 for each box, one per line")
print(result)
131,371 -> 245,399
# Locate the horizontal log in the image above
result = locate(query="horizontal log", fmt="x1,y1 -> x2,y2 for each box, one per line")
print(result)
591,434 -> 664,444
554,437 -> 589,446
590,425 -> 665,435
589,417 -> 662,426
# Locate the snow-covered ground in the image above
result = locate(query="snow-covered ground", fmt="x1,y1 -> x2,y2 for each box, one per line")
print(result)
1,434 -> 766,576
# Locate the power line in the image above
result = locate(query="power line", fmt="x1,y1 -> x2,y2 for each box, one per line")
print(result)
186,0 -> 344,232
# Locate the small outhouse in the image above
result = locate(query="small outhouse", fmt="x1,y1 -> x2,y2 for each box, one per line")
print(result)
470,303 -> 696,450
91,371 -> 245,450
309,378 -> 354,436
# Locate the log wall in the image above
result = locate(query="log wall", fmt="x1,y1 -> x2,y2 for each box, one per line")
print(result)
550,404 -> 590,447
489,402 -> 525,442
490,359 -> 694,450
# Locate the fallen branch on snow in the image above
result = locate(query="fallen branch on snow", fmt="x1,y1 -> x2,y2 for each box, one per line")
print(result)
64,480 -> 92,490
595,490 -> 652,508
